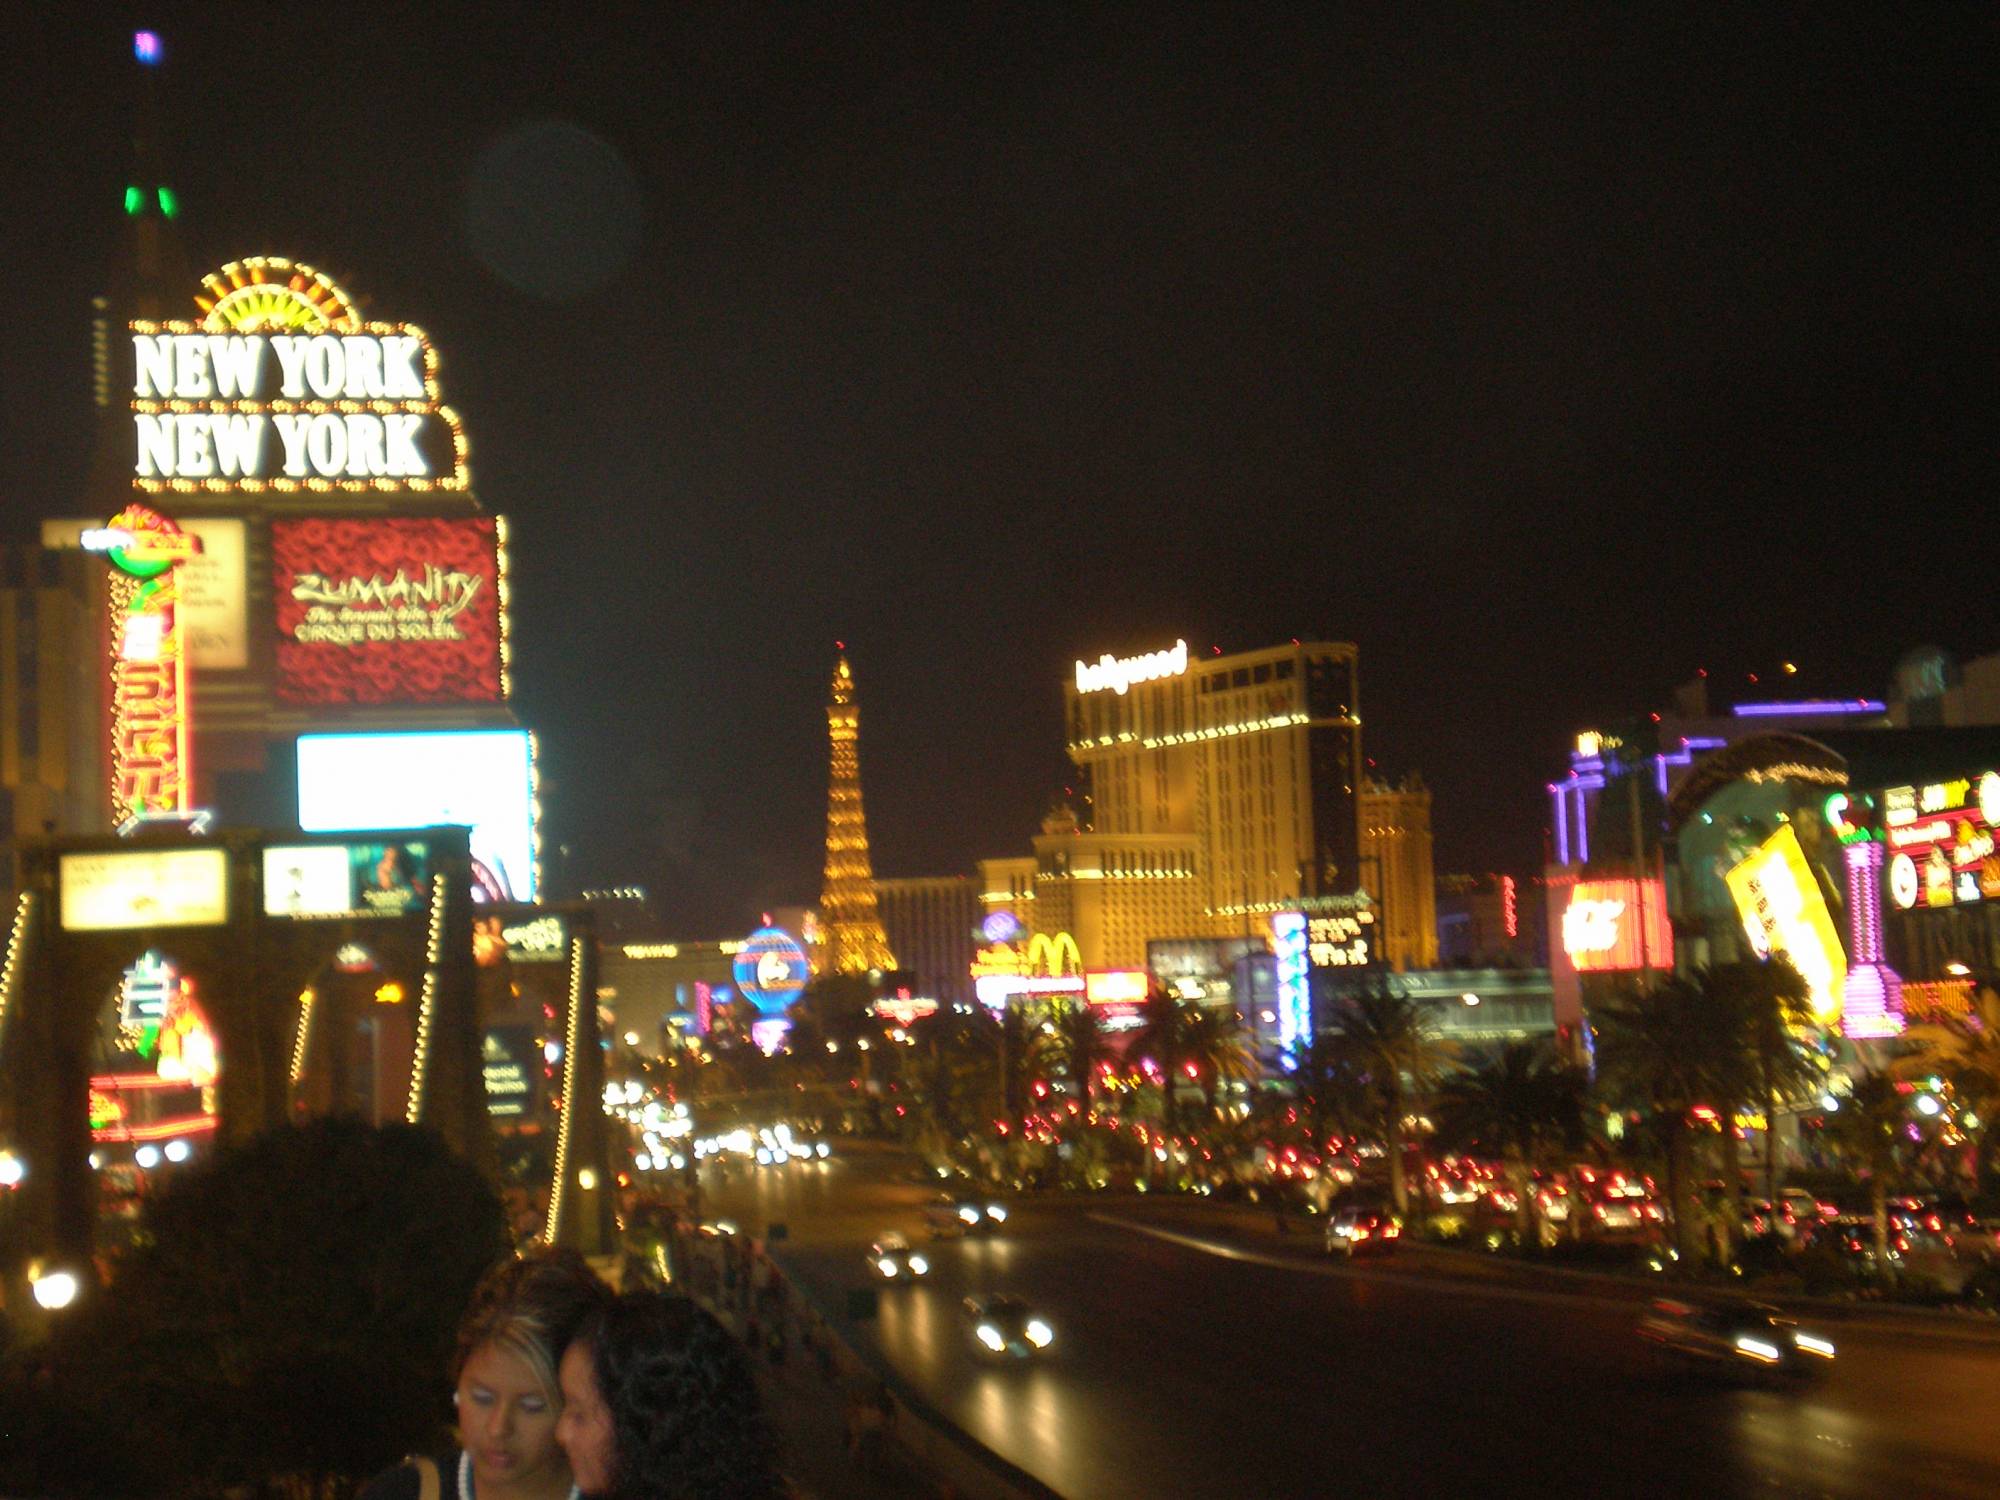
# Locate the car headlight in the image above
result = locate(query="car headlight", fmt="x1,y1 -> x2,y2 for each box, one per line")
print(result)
908,1255 -> 929,1275
816,1142 -> 831,1158
987,1204 -> 1008,1222
1734,1335 -> 1781,1363
977,1324 -> 1005,1351
1793,1332 -> 1836,1358
1025,1319 -> 1053,1348
959,1207 -> 980,1224
878,1258 -> 897,1277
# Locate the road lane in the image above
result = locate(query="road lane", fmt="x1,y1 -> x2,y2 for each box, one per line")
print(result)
708,1150 -> 2000,1499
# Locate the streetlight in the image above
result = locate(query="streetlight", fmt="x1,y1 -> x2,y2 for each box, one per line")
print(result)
31,1267 -> 80,1311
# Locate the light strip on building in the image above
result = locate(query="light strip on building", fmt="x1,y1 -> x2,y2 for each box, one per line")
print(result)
1731,700 -> 1886,718
0,892 -> 34,1072
545,934 -> 588,1246
290,988 -> 316,1084
403,878 -> 448,1122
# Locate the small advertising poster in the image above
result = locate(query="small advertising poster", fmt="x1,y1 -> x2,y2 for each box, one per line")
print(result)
263,840 -> 431,918
272,516 -> 503,705
482,1026 -> 539,1118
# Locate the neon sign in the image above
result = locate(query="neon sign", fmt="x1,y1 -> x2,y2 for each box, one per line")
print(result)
1271,912 -> 1309,1064
1074,639 -> 1188,696
129,257 -> 467,493
733,928 -> 810,1016
1724,825 -> 1847,1027
1882,774 -> 2000,910
86,504 -> 200,824
1558,879 -> 1671,973
1839,838 -> 1903,1039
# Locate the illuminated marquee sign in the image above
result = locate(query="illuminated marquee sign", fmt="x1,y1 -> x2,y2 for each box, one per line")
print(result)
1725,824 -> 1848,1027
273,516 -> 506,705
1559,879 -> 1672,973
1305,910 -> 1374,969
129,258 -> 466,494
1074,639 -> 1189,696
85,504 -> 201,824
59,848 -> 228,932
1882,773 -> 2000,911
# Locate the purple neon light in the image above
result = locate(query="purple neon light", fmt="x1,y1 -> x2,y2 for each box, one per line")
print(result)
1840,839 -> 1903,1039
1731,700 -> 1886,718
1553,786 -> 1569,866
134,31 -> 162,64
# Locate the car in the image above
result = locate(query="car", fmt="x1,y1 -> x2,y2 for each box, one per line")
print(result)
1637,1298 -> 1836,1381
1324,1205 -> 1401,1258
1777,1187 -> 1839,1226
923,1193 -> 1008,1238
868,1233 -> 930,1281
961,1294 -> 1055,1358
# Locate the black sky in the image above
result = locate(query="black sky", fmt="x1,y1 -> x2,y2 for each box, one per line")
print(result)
2,6 -> 1992,935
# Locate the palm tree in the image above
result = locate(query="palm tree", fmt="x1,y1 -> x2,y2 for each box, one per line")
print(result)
1180,1005 -> 1257,1123
1131,987 -> 1200,1138
1323,979 -> 1458,1216
1825,1070 -> 1907,1262
1899,984 -> 2000,1205
1435,1041 -> 1587,1244
1592,976 -> 1734,1265
1711,956 -> 1820,1205
1030,998 -> 1114,1107
1287,1032 -> 1373,1148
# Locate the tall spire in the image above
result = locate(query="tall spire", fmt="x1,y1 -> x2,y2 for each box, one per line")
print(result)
86,28 -> 197,513
817,653 -> 897,974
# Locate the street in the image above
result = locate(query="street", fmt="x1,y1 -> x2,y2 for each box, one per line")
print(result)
708,1147 -> 2000,1500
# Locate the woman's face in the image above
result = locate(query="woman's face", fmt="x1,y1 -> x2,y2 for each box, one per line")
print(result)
556,1340 -> 618,1496
456,1340 -> 567,1494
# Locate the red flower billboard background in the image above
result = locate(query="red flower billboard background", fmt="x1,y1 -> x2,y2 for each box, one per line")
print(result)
273,517 -> 503,705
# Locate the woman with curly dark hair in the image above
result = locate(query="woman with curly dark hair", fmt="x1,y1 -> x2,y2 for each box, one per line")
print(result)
555,1290 -> 782,1500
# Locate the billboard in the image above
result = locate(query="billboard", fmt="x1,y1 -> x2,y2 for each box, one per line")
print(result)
1882,772 -> 2000,911
45,515 -> 248,669
60,848 -> 229,931
1725,824 -> 1848,1026
297,730 -> 536,899
272,516 -> 505,706
1559,878 -> 1673,973
263,840 -> 432,918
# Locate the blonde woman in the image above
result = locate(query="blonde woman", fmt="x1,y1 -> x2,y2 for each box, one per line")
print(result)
361,1250 -> 609,1500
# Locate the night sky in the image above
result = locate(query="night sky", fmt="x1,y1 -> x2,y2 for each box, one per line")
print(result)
3,8 -> 1991,935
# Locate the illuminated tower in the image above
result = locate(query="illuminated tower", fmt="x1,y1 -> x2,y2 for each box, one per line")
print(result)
818,654 -> 897,974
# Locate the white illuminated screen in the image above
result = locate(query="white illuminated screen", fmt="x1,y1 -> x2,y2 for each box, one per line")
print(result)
297,731 -> 535,899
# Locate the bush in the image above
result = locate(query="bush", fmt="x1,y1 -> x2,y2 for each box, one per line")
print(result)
3,1117 -> 508,1498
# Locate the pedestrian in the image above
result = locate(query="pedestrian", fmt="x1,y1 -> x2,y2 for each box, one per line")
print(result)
358,1247 -> 610,1500
556,1289 -> 781,1500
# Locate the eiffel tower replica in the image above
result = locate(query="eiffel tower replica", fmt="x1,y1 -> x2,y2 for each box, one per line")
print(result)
817,653 -> 898,974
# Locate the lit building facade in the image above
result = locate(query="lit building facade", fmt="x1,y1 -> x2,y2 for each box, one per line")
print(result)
875,875 -> 979,1010
1,547 -> 107,886
1064,638 -> 1363,938
1360,774 -> 1437,971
